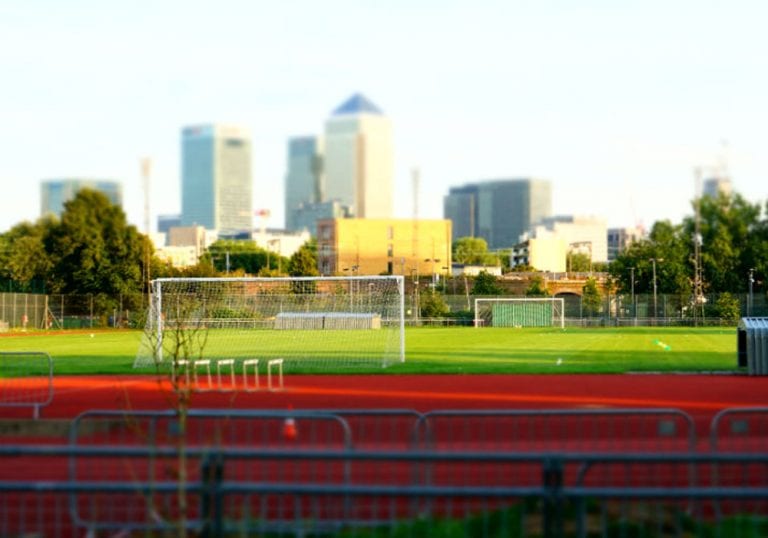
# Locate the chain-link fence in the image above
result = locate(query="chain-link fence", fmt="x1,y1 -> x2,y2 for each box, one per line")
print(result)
1,291 -> 765,331
0,293 -> 147,331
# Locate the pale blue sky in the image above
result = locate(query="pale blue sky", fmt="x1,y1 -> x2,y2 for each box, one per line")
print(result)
1,0 -> 766,234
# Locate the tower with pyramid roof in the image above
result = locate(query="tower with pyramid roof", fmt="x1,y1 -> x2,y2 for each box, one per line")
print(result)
323,93 -> 393,218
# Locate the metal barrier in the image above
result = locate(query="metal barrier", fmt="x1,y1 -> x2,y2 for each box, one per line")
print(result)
3,443 -> 768,537
0,351 -> 54,419
710,407 -> 768,521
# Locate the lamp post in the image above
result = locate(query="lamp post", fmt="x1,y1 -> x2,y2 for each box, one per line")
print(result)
649,258 -> 663,321
749,268 -> 755,316
424,258 -> 440,289
268,238 -> 281,274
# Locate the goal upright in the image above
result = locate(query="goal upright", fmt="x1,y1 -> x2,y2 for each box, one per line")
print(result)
474,298 -> 565,328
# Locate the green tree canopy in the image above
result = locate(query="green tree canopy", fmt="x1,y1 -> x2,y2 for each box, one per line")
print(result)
45,189 -> 149,312
0,218 -> 54,290
206,239 -> 288,275
419,288 -> 450,318
567,252 -> 591,273
581,277 -> 602,317
525,275 -> 550,297
471,271 -> 502,295
453,237 -> 497,266
288,240 -> 319,277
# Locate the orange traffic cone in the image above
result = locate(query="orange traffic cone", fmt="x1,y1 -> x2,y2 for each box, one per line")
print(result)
283,406 -> 298,441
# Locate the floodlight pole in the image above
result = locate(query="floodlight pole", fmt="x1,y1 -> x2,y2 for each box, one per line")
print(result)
650,258 -> 663,321
630,267 -> 636,320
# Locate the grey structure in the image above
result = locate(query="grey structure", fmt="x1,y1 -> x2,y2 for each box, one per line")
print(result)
181,124 -> 252,233
40,179 -> 122,218
285,136 -> 325,232
444,179 -> 551,249
157,214 -> 182,235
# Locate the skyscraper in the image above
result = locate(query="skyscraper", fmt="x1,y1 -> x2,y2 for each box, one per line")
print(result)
443,179 -> 552,249
181,124 -> 252,232
41,178 -> 123,218
285,136 -> 324,231
323,94 -> 393,218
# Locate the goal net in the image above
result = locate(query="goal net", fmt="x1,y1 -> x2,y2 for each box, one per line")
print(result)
474,298 -> 565,328
134,276 -> 405,371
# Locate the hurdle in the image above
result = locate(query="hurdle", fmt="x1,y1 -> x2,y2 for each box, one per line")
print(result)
216,359 -> 235,392
267,358 -> 284,391
172,359 -> 190,385
193,359 -> 212,390
243,359 -> 260,392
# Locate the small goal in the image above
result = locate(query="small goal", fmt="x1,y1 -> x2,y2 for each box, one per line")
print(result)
134,276 -> 405,372
474,298 -> 565,328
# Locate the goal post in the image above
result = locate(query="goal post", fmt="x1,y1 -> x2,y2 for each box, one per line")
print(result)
134,276 -> 405,371
474,298 -> 565,328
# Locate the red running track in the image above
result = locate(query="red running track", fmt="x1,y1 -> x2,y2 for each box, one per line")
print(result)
2,373 -> 766,423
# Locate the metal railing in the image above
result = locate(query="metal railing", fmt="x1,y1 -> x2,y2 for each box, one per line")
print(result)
0,351 -> 54,419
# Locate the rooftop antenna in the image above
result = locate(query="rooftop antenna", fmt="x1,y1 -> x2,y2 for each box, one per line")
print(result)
140,157 -> 152,235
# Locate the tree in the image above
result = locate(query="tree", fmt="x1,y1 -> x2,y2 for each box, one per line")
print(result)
525,275 -> 550,297
567,252 -> 591,273
45,189 -> 148,314
610,220 -> 691,298
471,271 -> 502,295
453,237 -> 497,266
419,288 -> 449,318
684,192 -> 763,293
0,218 -> 54,290
582,277 -> 602,317
288,240 -> 319,277
288,240 -> 319,294
206,239 -> 287,275
712,292 -> 740,323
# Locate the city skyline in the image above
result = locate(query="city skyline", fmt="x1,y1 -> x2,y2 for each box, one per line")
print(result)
1,1 -> 766,235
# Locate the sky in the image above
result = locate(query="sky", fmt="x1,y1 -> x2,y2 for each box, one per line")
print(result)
1,0 -> 766,236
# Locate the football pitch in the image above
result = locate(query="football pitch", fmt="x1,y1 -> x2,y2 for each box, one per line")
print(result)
0,325 -> 737,375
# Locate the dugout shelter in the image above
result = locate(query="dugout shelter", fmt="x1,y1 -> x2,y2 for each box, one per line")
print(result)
737,317 -> 768,375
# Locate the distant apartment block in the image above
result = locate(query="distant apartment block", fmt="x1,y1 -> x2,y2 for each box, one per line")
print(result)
181,124 -> 252,233
526,216 -> 608,263
607,226 -> 645,261
40,178 -> 122,218
316,218 -> 452,277
443,179 -> 551,249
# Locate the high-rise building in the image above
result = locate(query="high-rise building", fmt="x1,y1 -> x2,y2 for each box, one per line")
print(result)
443,179 -> 552,250
181,124 -> 252,233
702,176 -> 733,198
285,136 -> 325,231
40,178 -> 123,218
324,94 -> 393,218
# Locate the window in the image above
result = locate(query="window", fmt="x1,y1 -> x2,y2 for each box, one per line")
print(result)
387,244 -> 393,257
387,261 -> 393,275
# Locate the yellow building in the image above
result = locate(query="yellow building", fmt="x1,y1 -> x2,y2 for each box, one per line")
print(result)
317,219 -> 452,277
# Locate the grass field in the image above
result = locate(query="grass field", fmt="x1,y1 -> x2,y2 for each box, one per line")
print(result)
0,326 -> 738,375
